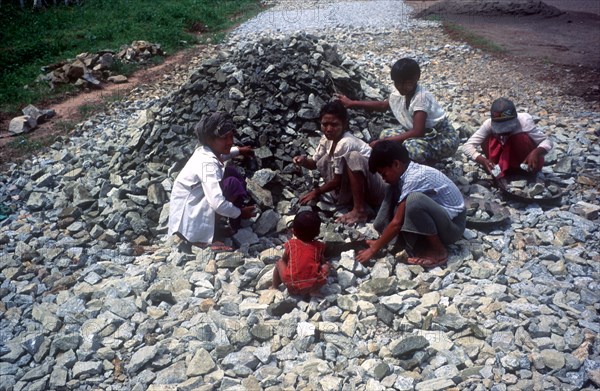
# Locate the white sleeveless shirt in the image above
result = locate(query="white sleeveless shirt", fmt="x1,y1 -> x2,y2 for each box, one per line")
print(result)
388,84 -> 446,129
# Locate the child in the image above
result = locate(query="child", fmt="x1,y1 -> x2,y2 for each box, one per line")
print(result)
356,140 -> 466,268
461,97 -> 553,178
336,58 -> 459,163
293,101 -> 387,224
271,210 -> 330,296
168,112 -> 256,250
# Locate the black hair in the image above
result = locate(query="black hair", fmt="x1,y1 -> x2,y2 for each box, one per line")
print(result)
194,112 -> 235,145
368,140 -> 411,173
390,58 -> 421,83
293,210 -> 321,242
320,101 -> 349,127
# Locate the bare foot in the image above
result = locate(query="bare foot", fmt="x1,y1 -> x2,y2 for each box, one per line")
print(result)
407,256 -> 447,268
406,249 -> 448,268
191,241 -> 234,252
420,248 -> 448,261
336,210 -> 368,224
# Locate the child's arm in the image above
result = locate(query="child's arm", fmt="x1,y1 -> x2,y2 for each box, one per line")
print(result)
383,111 -> 428,144
271,250 -> 289,289
239,205 -> 257,219
220,146 -> 240,161
221,146 -> 253,161
237,146 -> 254,157
523,147 -> 547,172
319,243 -> 327,264
293,155 -> 317,170
461,120 -> 495,174
202,160 -> 242,219
356,199 -> 406,263
522,117 -> 552,171
280,250 -> 289,265
299,174 -> 342,204
318,243 -> 331,277
475,155 -> 496,175
335,94 -> 390,112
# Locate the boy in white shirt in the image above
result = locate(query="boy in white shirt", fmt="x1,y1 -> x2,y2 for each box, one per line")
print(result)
357,140 -> 465,267
168,112 -> 256,250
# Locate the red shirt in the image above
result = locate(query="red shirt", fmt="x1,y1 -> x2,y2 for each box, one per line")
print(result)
280,238 -> 327,295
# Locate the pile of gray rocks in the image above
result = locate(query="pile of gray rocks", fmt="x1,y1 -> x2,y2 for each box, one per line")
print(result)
1,1 -> 599,390
38,40 -> 164,90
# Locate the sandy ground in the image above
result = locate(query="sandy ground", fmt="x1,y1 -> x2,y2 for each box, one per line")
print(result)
0,46 -> 209,168
407,0 -> 600,103
409,0 -> 600,68
543,0 -> 600,15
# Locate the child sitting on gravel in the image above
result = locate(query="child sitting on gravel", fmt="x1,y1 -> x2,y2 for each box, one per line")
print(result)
271,210 -> 331,296
336,58 -> 459,164
168,112 -> 256,251
293,101 -> 388,224
461,97 -> 553,178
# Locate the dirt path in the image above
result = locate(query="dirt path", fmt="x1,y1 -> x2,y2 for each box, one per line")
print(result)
0,45 -> 212,168
543,0 -> 600,15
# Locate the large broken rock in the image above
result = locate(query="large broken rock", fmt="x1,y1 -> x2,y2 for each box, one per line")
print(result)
107,75 -> 128,84
22,105 -> 55,124
38,41 -> 162,90
9,116 -> 37,135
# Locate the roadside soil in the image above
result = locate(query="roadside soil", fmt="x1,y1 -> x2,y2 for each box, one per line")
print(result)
1,0 -> 599,169
408,0 -> 600,103
0,45 -> 212,168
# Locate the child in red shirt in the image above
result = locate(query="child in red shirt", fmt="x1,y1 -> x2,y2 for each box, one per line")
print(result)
461,98 -> 553,178
271,210 -> 330,296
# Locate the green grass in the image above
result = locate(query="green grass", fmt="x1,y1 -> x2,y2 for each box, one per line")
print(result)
443,22 -> 505,53
78,101 -> 107,118
102,89 -> 127,104
108,59 -> 141,78
6,135 -> 44,152
54,119 -> 78,133
0,0 -> 263,113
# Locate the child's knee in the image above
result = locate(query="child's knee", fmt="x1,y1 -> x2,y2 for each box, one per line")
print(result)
343,151 -> 368,173
379,128 -> 401,139
404,192 -> 431,217
222,177 -> 247,202
406,192 -> 428,205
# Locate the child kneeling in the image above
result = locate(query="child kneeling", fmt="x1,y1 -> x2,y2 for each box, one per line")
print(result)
271,210 -> 331,296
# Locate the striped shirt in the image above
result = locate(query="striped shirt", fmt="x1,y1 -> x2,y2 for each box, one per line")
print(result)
397,162 -> 465,219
